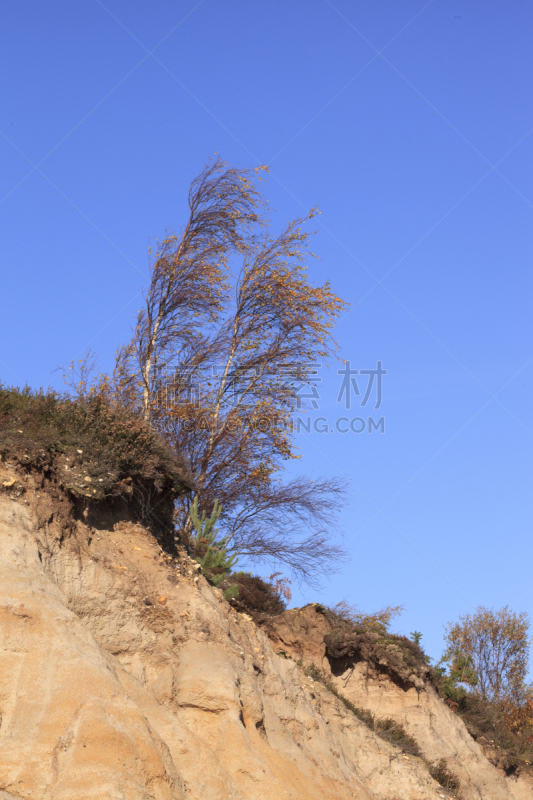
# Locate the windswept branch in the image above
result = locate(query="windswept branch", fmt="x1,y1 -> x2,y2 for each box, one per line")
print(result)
136,156 -> 269,419
222,475 -> 348,588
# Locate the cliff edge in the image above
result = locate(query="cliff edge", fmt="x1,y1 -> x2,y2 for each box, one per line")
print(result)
0,455 -> 532,800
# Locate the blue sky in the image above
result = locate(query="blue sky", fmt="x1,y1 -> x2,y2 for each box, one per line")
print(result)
1,0 -> 532,664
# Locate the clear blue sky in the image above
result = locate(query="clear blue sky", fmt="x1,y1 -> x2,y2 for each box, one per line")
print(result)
1,1 -> 532,665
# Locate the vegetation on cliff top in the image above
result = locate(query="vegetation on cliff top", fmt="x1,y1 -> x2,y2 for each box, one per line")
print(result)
0,384 -> 193,534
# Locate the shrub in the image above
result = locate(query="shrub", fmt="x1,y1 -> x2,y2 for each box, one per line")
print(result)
322,607 -> 431,686
410,631 -> 423,646
455,693 -> 533,771
427,759 -> 461,793
223,585 -> 239,601
436,651 -> 479,705
220,572 -> 287,616
0,385 -> 188,485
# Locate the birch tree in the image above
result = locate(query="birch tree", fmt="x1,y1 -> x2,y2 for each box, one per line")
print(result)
134,156 -> 268,420
119,159 -> 349,585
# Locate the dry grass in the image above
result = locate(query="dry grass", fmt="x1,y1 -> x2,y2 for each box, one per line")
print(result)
301,663 -> 423,757
0,384 -> 193,537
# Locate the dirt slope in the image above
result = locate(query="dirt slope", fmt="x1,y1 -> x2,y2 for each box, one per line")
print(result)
262,605 -> 533,800
0,459 -> 530,800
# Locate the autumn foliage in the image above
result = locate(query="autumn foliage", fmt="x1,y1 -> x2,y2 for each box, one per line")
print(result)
108,156 -> 348,585
444,605 -> 533,733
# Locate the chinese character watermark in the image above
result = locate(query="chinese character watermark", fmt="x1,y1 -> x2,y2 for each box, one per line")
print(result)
337,361 -> 386,410
152,359 -> 387,434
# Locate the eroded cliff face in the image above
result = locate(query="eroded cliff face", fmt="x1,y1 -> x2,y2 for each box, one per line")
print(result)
262,606 -> 533,800
0,461 -> 530,800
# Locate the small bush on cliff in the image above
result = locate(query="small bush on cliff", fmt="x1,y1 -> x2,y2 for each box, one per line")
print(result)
427,759 -> 461,793
220,572 -> 288,616
436,651 -> 479,704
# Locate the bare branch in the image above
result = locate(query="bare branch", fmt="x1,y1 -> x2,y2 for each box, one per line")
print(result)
220,476 -> 348,588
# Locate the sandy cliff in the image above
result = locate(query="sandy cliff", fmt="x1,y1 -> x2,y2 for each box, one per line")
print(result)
0,459 -> 531,800
263,606 -> 533,800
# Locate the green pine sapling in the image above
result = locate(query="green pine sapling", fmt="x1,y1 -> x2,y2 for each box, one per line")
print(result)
410,630 -> 433,664
189,497 -> 238,585
436,650 -> 479,704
